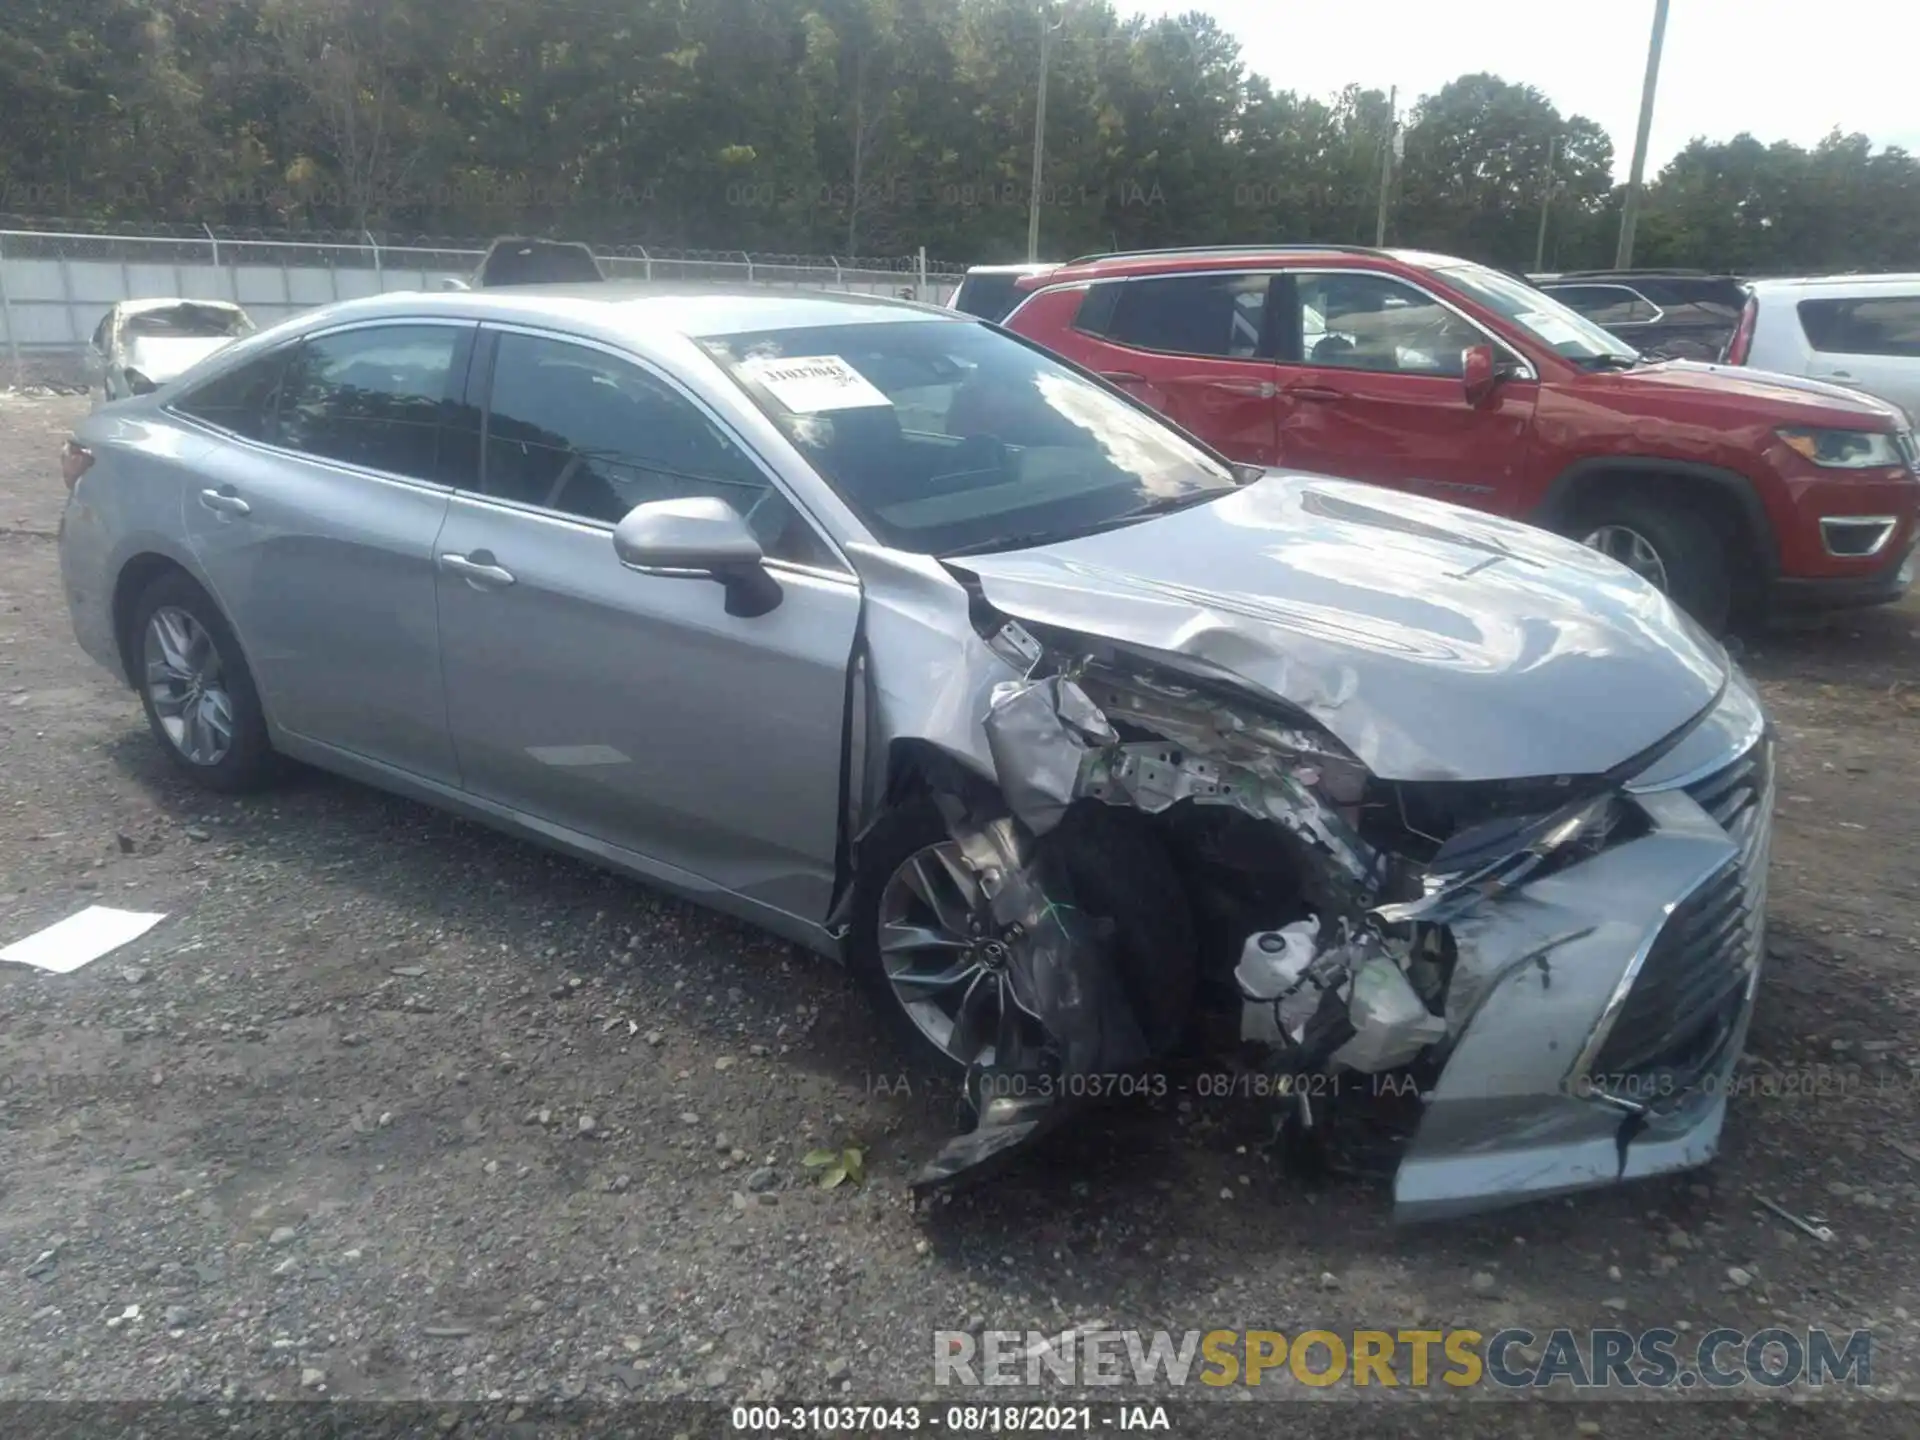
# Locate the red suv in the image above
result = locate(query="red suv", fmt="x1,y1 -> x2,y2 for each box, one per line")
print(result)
1003,245 -> 1920,628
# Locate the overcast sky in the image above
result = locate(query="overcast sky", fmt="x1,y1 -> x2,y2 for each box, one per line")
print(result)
1113,0 -> 1920,177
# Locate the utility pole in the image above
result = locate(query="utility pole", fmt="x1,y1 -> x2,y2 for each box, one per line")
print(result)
1534,135 -> 1560,272
1027,2 -> 1065,263
1374,86 -> 1397,247
1615,0 -> 1670,269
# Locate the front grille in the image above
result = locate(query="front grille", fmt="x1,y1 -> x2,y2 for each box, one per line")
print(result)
1898,429 -> 1920,476
1589,739 -> 1774,1108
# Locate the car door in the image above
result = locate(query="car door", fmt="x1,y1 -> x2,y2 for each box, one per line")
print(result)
1272,270 -> 1537,510
175,320 -> 473,786
1055,272 -> 1281,465
1796,293 -> 1920,423
432,326 -> 860,923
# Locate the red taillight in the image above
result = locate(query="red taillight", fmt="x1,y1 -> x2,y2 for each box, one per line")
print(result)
1723,296 -> 1758,366
60,439 -> 94,491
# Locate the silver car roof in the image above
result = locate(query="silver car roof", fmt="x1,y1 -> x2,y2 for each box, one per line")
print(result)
304,283 -> 963,339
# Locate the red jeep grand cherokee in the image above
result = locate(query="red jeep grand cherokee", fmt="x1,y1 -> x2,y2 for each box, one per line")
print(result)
1002,245 -> 1920,628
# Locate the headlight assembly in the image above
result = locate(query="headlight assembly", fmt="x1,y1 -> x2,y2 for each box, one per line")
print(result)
1777,426 -> 1905,469
1374,791 -> 1637,925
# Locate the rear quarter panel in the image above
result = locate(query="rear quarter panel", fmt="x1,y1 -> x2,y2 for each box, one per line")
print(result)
61,409 -> 214,680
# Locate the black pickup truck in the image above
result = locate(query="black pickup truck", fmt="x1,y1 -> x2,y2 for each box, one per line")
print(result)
465,237 -> 606,288
1526,269 -> 1746,361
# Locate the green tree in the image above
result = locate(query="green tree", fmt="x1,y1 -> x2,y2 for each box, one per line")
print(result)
1398,73 -> 1613,268
3,0 -> 1917,271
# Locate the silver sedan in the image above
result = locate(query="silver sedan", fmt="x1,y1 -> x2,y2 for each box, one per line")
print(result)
56,284 -> 1774,1218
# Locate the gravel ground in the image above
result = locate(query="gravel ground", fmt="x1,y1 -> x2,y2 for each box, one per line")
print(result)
3,391 -> 1920,1431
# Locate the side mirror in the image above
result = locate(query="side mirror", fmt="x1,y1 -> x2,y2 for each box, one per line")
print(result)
612,497 -> 783,618
438,277 -> 471,292
1461,344 -> 1498,406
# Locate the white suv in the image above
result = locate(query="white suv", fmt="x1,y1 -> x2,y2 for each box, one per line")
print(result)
1726,274 -> 1920,422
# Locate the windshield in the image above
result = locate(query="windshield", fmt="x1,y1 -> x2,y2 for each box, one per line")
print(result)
124,304 -> 253,340
700,320 -> 1237,555
1435,264 -> 1639,362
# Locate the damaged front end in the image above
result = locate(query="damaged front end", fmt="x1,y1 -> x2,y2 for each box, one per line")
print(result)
898,607 -> 1774,1223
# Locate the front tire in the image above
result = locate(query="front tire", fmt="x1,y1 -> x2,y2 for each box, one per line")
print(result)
129,570 -> 279,792
1575,494 -> 1735,632
846,797 -> 1196,1075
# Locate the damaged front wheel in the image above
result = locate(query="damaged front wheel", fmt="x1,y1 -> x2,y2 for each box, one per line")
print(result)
849,798 -> 1198,1080
871,831 -> 1043,1071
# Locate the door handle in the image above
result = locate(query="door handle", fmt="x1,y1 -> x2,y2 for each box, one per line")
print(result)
1206,379 -> 1277,398
1285,385 -> 1345,402
198,487 -> 250,517
1098,370 -> 1148,385
439,551 -> 516,589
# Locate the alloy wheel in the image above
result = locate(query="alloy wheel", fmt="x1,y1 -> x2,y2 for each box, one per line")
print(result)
143,606 -> 235,766
1581,524 -> 1672,591
876,840 -> 1036,1069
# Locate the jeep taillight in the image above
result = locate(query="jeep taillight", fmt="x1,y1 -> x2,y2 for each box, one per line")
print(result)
1723,295 -> 1758,365
60,439 -> 94,491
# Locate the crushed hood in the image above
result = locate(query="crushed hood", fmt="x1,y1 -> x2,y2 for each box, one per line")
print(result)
122,335 -> 240,384
953,475 -> 1728,783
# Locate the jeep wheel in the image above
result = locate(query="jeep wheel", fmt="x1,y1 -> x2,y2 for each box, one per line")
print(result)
1575,496 -> 1734,632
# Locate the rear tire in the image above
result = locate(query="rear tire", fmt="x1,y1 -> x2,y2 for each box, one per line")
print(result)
1573,493 -> 1735,632
128,570 -> 280,792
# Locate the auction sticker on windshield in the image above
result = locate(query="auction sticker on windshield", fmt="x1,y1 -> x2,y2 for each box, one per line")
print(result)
741,355 -> 892,412
1514,311 -> 1594,348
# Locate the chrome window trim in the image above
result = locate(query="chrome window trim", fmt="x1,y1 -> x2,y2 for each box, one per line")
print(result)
165,313 -> 858,575
471,320 -> 857,577
164,315 -> 479,499
1539,281 -> 1665,329
1283,267 -> 1539,380
468,324 -> 852,579
170,411 -> 460,500
437,488 -> 859,588
1014,267 -> 1538,380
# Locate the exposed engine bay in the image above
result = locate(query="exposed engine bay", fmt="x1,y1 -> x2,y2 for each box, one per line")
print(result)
900,608 -> 1647,1197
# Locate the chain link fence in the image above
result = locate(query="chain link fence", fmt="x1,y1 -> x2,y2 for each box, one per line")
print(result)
0,220 -> 965,389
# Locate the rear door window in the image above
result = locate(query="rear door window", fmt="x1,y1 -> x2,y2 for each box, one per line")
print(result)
277,325 -> 466,480
173,349 -> 293,442
1099,273 -> 1272,358
1798,296 -> 1920,358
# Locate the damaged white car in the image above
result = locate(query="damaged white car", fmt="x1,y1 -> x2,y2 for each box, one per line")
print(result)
57,287 -> 1773,1220
85,299 -> 255,404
